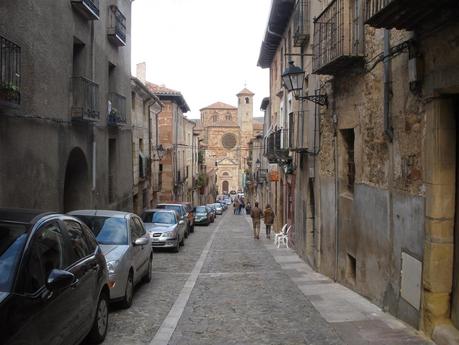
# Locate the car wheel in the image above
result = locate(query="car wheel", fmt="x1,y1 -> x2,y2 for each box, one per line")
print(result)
87,291 -> 109,344
120,272 -> 134,309
180,235 -> 185,246
143,256 -> 152,283
173,238 -> 180,252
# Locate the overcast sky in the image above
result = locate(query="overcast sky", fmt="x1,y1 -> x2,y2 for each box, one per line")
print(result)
131,0 -> 272,119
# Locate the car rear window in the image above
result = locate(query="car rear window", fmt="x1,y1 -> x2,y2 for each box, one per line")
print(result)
75,216 -> 128,245
0,222 -> 28,292
142,211 -> 176,224
196,206 -> 207,213
157,205 -> 183,216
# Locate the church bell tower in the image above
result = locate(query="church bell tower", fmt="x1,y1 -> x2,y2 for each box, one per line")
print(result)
237,87 -> 254,172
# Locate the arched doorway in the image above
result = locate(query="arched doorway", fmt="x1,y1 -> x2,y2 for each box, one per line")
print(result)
222,181 -> 229,193
64,147 -> 91,212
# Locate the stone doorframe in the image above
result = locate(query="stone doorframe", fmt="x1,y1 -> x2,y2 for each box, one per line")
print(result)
422,98 -> 457,337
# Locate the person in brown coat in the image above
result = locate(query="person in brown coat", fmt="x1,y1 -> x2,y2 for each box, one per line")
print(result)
250,202 -> 262,239
263,204 -> 275,239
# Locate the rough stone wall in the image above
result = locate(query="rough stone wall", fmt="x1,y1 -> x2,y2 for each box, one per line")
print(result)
201,108 -> 238,128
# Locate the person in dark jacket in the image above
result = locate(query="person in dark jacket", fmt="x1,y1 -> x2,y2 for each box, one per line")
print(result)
263,204 -> 275,239
250,202 -> 262,239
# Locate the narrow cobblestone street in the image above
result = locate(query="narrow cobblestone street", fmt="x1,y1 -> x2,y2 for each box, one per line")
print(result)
101,211 -> 433,345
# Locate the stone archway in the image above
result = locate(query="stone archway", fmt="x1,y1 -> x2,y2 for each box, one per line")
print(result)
63,147 -> 91,212
222,181 -> 229,193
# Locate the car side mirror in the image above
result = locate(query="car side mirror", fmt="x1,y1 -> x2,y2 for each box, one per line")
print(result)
134,237 -> 149,246
179,220 -> 185,225
46,269 -> 76,292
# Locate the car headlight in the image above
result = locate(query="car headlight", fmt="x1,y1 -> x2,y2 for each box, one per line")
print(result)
162,231 -> 175,238
106,260 -> 119,275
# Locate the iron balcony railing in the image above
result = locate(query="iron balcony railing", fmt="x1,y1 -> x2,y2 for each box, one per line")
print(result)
71,0 -> 100,20
293,0 -> 310,47
365,0 -> 456,30
107,92 -> 126,125
264,133 -> 277,163
0,35 -> 21,106
107,6 -> 127,47
71,76 -> 99,121
312,0 -> 364,75
274,128 -> 290,161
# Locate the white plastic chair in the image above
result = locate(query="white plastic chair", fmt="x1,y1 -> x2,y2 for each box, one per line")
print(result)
277,225 -> 292,248
274,224 -> 288,246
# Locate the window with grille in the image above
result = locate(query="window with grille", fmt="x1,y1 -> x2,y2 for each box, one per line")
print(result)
341,129 -> 355,193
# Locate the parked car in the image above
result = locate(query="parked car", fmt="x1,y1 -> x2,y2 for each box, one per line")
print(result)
0,209 -> 110,345
179,201 -> 195,233
218,201 -> 228,211
156,203 -> 191,237
206,204 -> 217,221
141,209 -> 185,252
213,203 -> 223,215
69,210 -> 152,309
194,205 -> 212,226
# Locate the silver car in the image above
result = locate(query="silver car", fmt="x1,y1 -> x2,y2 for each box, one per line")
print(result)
142,209 -> 186,252
69,210 -> 152,308
213,203 -> 223,215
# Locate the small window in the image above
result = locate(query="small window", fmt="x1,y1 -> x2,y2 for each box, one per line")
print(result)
341,129 -> 355,193
226,114 -> 232,121
213,115 -> 218,122
131,92 -> 136,111
64,220 -> 91,262
245,97 -> 249,104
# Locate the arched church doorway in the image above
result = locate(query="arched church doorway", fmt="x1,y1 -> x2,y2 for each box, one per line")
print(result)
64,147 -> 91,212
222,181 -> 229,193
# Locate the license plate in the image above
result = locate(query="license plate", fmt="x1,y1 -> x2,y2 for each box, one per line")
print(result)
152,238 -> 159,242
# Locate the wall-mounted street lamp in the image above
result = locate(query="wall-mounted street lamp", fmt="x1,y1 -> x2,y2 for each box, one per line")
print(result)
281,61 -> 328,107
153,144 -> 166,161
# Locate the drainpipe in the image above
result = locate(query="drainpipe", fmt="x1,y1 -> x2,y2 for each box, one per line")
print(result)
90,21 -> 97,198
332,82 -> 339,282
384,29 -> 394,141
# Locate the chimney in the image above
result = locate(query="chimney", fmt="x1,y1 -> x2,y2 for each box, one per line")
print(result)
136,62 -> 146,83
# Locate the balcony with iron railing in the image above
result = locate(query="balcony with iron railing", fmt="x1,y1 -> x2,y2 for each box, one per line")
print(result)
293,0 -> 310,47
107,92 -> 126,125
0,35 -> 21,108
107,5 -> 127,47
365,0 -> 457,30
71,77 -> 99,121
71,0 -> 100,20
264,133 -> 277,163
274,128 -> 291,162
312,0 -> 364,75
290,111 -> 308,152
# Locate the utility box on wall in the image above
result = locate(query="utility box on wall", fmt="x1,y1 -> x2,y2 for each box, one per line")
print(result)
400,252 -> 422,310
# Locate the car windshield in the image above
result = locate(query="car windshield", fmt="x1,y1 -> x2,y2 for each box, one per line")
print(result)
157,205 -> 183,216
0,222 -> 28,292
196,206 -> 207,213
77,216 -> 128,245
143,212 -> 176,224
206,205 -> 215,210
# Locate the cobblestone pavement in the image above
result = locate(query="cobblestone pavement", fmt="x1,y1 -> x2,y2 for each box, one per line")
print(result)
99,211 -> 433,345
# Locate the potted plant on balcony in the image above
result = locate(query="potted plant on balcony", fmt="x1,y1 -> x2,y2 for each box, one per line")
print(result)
0,83 -> 19,103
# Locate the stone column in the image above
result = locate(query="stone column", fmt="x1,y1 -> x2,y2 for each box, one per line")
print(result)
423,98 -> 456,335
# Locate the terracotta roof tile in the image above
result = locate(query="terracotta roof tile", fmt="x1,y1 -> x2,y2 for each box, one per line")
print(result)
200,101 -> 237,111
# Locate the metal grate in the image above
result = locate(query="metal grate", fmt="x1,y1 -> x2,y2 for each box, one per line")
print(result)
293,0 -> 310,47
312,0 -> 364,75
71,76 -> 99,121
108,6 -> 126,46
107,92 -> 127,125
0,35 -> 21,106
71,0 -> 100,20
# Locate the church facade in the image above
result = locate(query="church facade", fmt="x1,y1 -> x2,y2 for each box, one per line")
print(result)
198,88 -> 256,194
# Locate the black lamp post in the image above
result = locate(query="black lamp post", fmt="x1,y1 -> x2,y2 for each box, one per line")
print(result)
281,61 -> 328,107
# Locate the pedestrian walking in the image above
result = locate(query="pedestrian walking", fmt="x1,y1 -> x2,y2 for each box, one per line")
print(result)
250,202 -> 262,239
245,202 -> 251,215
239,199 -> 245,215
263,204 -> 275,239
233,199 -> 239,215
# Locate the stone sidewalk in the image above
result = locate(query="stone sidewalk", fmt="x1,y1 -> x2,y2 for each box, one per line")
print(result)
257,216 -> 434,345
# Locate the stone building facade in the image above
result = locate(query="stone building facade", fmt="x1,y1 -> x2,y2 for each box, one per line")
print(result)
131,76 -> 162,215
0,0 -> 134,212
257,0 -> 459,342
198,90 -> 256,195
143,73 -> 191,203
